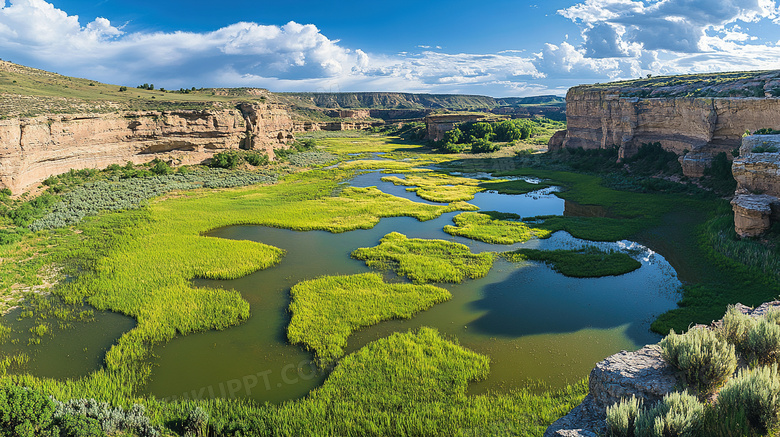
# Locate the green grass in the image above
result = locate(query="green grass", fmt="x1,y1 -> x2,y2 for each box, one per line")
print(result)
159,328 -> 587,436
502,247 -> 642,277
381,173 -> 486,202
479,179 -> 551,195
444,211 -> 552,244
0,61 -> 271,117
287,273 -> 451,365
351,232 -> 495,283
4,168 -> 477,404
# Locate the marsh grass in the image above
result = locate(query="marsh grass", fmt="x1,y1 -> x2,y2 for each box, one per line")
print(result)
351,232 -> 495,283
381,173 -> 486,202
444,211 -> 551,244
141,328 -> 586,436
287,274 -> 451,365
479,179 -> 551,195
5,168 -> 476,404
502,247 -> 641,278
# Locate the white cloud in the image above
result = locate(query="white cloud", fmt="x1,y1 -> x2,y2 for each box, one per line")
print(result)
0,0 -> 550,96
559,0 -> 778,56
531,0 -> 780,87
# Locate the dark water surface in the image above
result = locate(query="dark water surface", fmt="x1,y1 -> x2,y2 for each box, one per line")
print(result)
0,170 -> 681,404
145,171 -> 680,402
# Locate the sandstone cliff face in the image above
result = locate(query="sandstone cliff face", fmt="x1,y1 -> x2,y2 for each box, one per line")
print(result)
731,135 -> 780,237
0,103 -> 295,194
425,114 -> 487,142
557,86 -> 780,177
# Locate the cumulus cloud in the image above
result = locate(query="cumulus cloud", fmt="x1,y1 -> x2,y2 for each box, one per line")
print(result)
558,0 -> 777,56
530,0 -> 780,87
0,0 -> 547,96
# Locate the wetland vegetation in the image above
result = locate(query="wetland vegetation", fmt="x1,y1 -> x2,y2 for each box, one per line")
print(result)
0,128 -> 779,436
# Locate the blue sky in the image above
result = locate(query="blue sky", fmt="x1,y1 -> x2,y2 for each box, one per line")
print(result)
1,0 -> 779,96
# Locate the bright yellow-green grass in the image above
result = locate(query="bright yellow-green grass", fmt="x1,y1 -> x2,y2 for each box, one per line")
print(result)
287,273 -> 451,365
444,211 -> 552,244
382,173 -> 486,202
10,169 -> 476,403
314,135 -> 426,155
502,247 -> 642,278
144,328 -> 587,436
338,159 -> 427,172
352,232 -> 495,283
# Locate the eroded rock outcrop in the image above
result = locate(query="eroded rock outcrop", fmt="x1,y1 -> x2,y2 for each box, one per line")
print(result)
0,103 -> 295,194
425,114 -> 487,142
544,345 -> 679,437
732,135 -> 780,237
557,72 -> 780,177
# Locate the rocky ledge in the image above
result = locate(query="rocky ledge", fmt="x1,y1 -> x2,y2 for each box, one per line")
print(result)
550,71 -> 780,177
732,135 -> 780,237
546,301 -> 780,436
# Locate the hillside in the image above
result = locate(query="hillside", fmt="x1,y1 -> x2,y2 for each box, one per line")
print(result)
0,61 -> 276,117
0,61 -> 565,118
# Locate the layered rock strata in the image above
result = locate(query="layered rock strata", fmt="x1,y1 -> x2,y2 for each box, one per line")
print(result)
0,103 -> 295,194
732,135 -> 780,237
425,114 -> 487,142
552,73 -> 780,177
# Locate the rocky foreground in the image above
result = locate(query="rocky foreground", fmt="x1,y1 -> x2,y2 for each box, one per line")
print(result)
545,302 -> 780,436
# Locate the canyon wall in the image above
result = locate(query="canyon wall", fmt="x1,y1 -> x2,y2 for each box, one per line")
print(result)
0,103 -> 295,194
731,135 -> 780,237
552,74 -> 780,177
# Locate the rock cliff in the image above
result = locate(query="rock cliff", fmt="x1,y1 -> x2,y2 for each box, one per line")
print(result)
731,134 -> 780,237
0,103 -> 295,194
552,71 -> 780,177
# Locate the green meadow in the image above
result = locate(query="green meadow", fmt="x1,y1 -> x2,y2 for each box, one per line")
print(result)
287,273 -> 451,365
351,232 -> 495,283
444,211 -> 552,244
502,247 -> 642,278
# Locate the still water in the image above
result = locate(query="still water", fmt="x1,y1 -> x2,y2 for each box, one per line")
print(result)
0,169 -> 681,404
145,171 -> 680,402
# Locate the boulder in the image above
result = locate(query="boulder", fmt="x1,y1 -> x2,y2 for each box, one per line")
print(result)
731,194 -> 779,237
545,345 -> 679,436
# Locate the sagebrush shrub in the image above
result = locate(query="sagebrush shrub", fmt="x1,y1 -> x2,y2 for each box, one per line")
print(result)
634,391 -> 705,437
720,305 -> 780,365
717,365 -> 780,435
660,327 -> 737,393
606,395 -> 642,437
720,305 -> 756,350
747,320 -> 780,366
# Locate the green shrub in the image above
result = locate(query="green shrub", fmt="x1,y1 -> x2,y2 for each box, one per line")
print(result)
752,144 -> 779,153
746,320 -> 780,366
0,384 -> 55,437
244,151 -> 269,166
607,395 -> 642,437
634,391 -> 705,437
210,151 -> 241,169
720,305 -> 756,350
441,141 -> 465,153
660,327 -> 737,393
720,306 -> 780,366
56,414 -> 104,437
717,365 -> 780,435
149,159 -> 173,176
183,406 -> 209,437
470,138 -> 500,154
